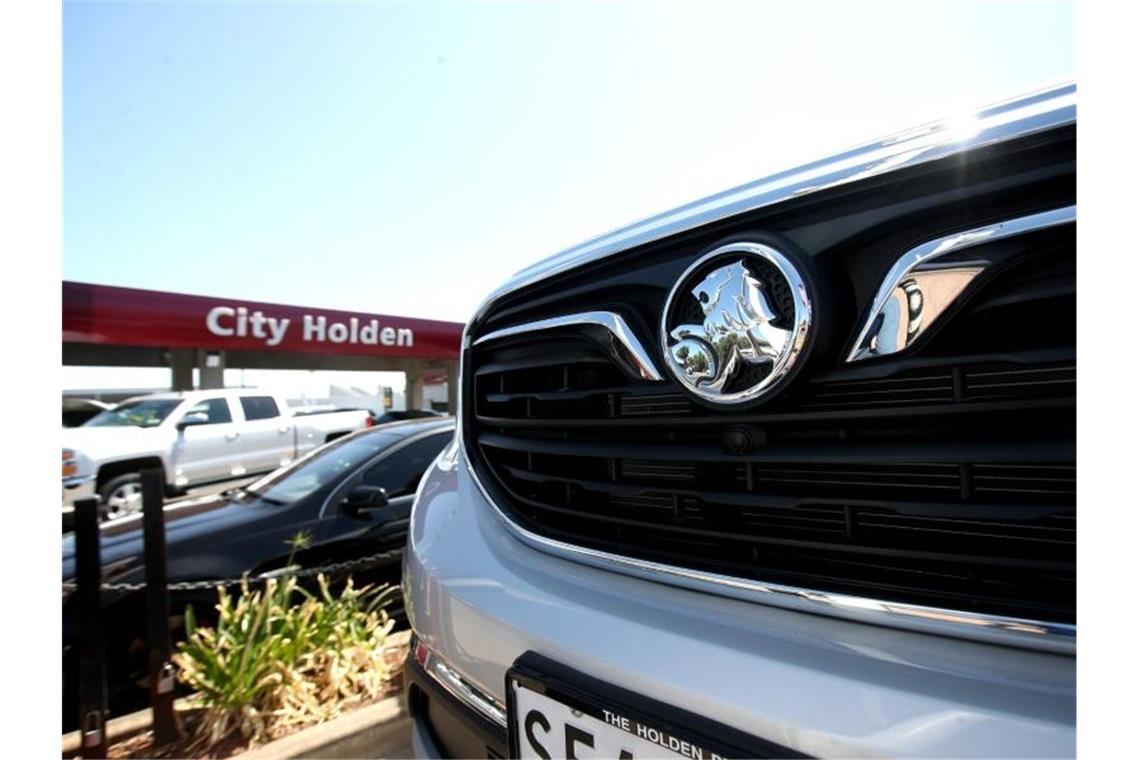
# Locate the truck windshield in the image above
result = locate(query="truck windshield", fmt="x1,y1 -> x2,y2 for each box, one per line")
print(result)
243,432 -> 398,505
84,399 -> 182,428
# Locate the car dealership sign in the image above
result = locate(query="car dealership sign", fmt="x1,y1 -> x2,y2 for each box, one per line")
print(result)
63,281 -> 463,359
205,305 -> 415,348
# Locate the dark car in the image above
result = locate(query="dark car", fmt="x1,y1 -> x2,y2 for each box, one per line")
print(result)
62,417 -> 454,727
372,408 -> 443,425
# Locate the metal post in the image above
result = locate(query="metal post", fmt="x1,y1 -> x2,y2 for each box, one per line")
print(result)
74,496 -> 107,759
446,359 -> 459,415
197,349 -> 225,389
406,361 -> 424,411
142,469 -> 180,744
169,348 -> 194,391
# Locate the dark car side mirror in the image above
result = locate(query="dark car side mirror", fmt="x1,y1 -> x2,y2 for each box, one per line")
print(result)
341,485 -> 389,519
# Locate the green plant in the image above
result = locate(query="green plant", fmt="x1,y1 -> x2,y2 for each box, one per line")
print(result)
173,568 -> 398,747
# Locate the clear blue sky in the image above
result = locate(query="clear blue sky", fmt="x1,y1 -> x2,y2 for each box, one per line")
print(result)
64,0 -> 1074,326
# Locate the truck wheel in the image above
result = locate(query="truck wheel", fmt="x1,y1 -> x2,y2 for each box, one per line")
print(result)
99,473 -> 144,521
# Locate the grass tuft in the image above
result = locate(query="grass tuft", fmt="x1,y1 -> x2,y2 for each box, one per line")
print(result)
173,570 -> 398,748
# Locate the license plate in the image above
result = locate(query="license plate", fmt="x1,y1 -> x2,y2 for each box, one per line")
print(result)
507,653 -> 768,760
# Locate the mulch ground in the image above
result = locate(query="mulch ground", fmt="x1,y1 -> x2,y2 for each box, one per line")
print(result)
87,640 -> 409,760
106,686 -> 402,759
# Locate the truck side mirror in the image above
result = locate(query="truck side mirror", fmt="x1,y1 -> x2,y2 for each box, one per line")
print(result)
176,412 -> 210,431
342,485 -> 389,519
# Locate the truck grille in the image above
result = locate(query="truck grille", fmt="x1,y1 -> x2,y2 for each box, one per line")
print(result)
465,134 -> 1075,628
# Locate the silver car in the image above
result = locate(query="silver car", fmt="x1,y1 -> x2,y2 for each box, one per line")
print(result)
404,83 -> 1076,759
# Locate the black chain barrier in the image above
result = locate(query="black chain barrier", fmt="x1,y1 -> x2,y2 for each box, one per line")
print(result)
62,548 -> 403,594
69,475 -> 406,757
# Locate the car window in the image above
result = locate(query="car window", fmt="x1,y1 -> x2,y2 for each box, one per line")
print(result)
246,433 -> 398,504
359,431 -> 452,497
240,396 -> 280,421
85,399 -> 182,428
376,410 -> 441,424
183,398 -> 232,425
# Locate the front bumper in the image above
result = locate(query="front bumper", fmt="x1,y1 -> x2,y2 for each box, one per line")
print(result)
406,650 -> 509,759
404,455 -> 1075,758
61,475 -> 96,509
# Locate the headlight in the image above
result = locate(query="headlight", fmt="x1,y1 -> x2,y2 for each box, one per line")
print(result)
62,449 -> 77,478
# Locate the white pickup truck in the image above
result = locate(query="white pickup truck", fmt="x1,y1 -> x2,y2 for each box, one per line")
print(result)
62,389 -> 372,519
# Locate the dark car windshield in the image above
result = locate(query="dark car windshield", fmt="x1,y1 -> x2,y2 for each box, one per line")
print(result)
84,399 -> 182,428
243,432 -> 399,505
376,410 -> 441,423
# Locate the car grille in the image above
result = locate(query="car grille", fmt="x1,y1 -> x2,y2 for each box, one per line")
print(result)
465,134 -> 1075,627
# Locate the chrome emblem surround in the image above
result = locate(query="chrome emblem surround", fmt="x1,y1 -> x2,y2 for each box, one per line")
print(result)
660,242 -> 813,405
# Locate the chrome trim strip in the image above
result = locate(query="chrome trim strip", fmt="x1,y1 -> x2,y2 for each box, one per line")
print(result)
473,311 -> 664,382
423,645 -> 508,728
463,452 -> 1075,654
847,205 -> 1076,362
848,264 -> 988,362
471,82 -> 1075,326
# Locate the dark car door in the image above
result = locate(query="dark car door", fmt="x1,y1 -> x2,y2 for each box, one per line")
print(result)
170,485 -> 346,585
233,433 -> 415,578
317,429 -> 454,556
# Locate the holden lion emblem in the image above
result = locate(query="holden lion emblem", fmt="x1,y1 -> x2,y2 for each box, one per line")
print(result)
660,242 -> 813,405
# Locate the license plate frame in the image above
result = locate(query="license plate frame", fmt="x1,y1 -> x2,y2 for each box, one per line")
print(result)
506,651 -> 802,760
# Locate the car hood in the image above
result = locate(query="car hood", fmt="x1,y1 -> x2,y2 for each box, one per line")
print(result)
61,493 -> 276,582
62,425 -> 169,461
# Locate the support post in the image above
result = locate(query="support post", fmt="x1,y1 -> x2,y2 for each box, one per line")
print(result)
446,360 -> 459,415
74,497 -> 107,759
406,361 -> 424,411
197,349 -> 225,389
169,349 -> 194,391
142,469 -> 180,745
